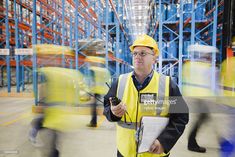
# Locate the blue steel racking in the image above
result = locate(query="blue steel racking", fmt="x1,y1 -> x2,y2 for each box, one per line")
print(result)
0,0 -> 11,92
105,0 -> 132,79
0,0 -> 132,105
147,0 -> 223,89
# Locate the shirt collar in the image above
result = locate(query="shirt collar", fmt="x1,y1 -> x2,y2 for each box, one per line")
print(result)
132,70 -> 153,79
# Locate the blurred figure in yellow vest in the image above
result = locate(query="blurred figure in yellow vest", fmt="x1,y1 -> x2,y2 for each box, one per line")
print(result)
182,44 -> 218,153
219,57 -> 235,157
85,56 -> 111,127
29,67 -> 90,157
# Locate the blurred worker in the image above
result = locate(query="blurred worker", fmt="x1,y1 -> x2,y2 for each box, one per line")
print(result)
219,57 -> 235,157
85,56 -> 111,127
103,34 -> 189,157
29,67 -> 89,157
182,44 -> 218,153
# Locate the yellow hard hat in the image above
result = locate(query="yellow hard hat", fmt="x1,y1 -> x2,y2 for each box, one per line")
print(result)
129,34 -> 159,56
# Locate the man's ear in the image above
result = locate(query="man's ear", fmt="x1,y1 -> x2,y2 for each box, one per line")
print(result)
153,55 -> 158,63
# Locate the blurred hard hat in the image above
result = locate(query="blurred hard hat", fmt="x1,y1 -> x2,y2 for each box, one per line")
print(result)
129,34 -> 159,56
187,44 -> 218,53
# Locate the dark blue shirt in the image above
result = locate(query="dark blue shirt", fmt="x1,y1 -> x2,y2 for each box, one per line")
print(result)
131,70 -> 154,91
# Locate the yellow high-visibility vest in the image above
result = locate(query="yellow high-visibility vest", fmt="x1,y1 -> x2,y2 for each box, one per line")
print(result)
116,71 -> 170,157
182,61 -> 214,97
89,66 -> 111,95
220,57 -> 235,107
39,67 -> 90,105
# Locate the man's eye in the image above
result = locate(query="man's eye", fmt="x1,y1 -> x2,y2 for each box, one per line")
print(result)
140,52 -> 146,56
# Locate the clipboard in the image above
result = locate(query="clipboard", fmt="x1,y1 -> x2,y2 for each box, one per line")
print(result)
136,116 -> 169,153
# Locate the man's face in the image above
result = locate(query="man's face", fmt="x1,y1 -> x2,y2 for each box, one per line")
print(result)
132,46 -> 156,72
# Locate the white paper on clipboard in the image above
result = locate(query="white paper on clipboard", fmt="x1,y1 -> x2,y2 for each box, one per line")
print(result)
137,116 -> 169,153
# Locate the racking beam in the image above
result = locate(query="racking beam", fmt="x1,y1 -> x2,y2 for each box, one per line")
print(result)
67,0 -> 99,30
80,0 -> 98,20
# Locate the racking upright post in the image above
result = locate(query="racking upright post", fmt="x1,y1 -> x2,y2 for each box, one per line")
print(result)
120,0 -> 125,74
69,6 -> 73,48
158,0 -> 163,74
178,0 -> 184,90
97,0 -> 102,39
5,0 -> 11,92
14,0 -> 20,93
212,0 -> 218,91
190,0 -> 196,59
75,0 -> 79,70
32,0 -> 38,105
86,20 -> 91,38
115,0 -> 120,76
62,0 -> 66,67
40,2 -> 44,44
85,0 -> 91,38
105,0 -> 109,68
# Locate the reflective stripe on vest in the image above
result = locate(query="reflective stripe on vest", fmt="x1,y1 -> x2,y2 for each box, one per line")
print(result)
117,73 -> 129,100
219,85 -> 235,92
117,120 -> 136,129
117,73 -> 167,129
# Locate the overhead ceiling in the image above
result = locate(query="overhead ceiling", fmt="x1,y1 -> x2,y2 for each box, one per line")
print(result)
124,0 -> 149,40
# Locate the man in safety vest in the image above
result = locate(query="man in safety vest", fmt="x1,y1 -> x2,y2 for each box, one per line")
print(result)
103,34 -> 189,157
182,57 -> 213,153
219,57 -> 235,157
85,56 -> 111,127
182,44 -> 218,153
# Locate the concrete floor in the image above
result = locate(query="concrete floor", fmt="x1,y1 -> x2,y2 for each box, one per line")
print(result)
0,97 -> 227,157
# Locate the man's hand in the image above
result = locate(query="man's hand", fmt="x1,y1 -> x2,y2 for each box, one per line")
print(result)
109,98 -> 126,117
149,139 -> 164,154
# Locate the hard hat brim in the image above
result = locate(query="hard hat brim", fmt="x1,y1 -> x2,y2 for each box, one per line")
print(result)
129,45 -> 158,56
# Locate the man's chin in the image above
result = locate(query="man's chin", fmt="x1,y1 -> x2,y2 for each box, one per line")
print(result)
134,66 -> 144,71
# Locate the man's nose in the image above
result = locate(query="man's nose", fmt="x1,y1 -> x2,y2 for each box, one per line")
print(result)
135,53 -> 142,58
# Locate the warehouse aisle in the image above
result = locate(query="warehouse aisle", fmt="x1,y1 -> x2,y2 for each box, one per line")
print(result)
0,97 -> 221,157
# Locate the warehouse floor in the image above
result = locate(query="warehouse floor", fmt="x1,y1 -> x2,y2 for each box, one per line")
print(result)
0,97 -> 228,157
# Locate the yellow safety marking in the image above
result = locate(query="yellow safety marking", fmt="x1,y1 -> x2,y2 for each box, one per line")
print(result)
0,111 -> 32,126
0,92 -> 34,98
97,115 -> 106,127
